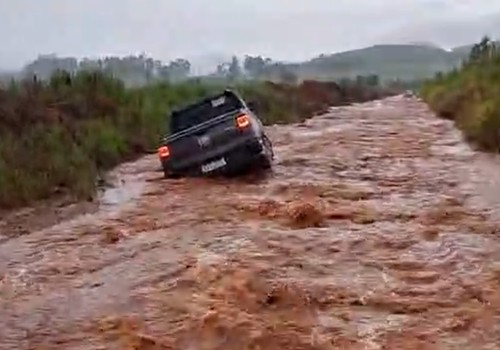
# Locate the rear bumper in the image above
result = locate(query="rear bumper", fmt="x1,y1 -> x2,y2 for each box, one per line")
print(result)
162,137 -> 267,176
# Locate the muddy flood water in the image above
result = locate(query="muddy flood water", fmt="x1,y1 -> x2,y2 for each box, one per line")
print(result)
2,95 -> 500,349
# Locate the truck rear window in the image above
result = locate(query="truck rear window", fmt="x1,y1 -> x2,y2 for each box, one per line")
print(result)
170,92 -> 243,133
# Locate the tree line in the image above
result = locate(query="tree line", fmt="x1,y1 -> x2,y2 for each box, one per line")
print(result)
18,53 -> 299,85
12,52 -> 414,90
22,54 -> 191,86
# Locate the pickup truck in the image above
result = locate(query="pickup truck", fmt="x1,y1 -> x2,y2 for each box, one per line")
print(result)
157,89 -> 274,178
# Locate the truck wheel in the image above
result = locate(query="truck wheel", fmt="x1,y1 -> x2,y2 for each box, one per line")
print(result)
261,157 -> 272,169
163,169 -> 180,179
262,134 -> 274,160
261,135 -> 274,169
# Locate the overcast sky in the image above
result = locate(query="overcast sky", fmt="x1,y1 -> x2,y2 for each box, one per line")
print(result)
1,0 -> 500,70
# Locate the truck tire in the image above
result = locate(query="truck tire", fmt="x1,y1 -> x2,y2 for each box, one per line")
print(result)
261,134 -> 274,169
263,134 -> 274,159
163,168 -> 180,179
260,156 -> 272,169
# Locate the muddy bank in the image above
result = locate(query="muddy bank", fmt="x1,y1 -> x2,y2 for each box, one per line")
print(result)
0,196 -> 96,243
2,95 -> 500,349
0,157 -> 151,242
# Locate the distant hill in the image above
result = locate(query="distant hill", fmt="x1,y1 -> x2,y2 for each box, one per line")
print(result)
282,44 -> 472,82
450,44 -> 475,55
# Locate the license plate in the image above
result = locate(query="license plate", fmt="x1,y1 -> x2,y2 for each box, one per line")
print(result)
201,157 -> 227,173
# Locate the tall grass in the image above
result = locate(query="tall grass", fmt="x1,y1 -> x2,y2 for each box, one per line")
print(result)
0,73 -> 218,208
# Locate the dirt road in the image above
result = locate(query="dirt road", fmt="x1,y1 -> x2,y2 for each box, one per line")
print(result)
2,95 -> 500,350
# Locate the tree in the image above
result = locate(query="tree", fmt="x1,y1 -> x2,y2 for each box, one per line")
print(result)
22,54 -> 78,80
355,75 -> 365,85
20,54 -> 193,86
228,56 -> 241,81
365,74 -> 380,87
216,62 -> 230,77
158,65 -> 171,81
168,58 -> 191,82
278,66 -> 298,84
243,55 -> 272,78
79,58 -> 101,72
469,36 -> 498,63
144,57 -> 156,83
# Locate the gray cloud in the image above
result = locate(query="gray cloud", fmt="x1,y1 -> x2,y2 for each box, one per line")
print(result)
1,0 -> 499,69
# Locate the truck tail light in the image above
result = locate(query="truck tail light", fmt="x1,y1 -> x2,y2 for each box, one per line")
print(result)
158,145 -> 170,159
236,114 -> 250,129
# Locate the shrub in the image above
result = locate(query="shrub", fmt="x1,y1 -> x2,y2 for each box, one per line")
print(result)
420,37 -> 500,152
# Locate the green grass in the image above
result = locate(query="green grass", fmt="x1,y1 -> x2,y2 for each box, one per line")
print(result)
420,38 -> 500,152
0,71 -> 391,210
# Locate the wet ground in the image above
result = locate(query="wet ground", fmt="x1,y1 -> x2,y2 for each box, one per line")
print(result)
2,95 -> 500,349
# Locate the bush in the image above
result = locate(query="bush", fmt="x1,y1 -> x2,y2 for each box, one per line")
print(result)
0,71 -> 394,210
420,37 -> 500,152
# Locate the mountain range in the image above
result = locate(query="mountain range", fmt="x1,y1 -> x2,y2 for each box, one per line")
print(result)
284,43 -> 475,81
190,13 -> 500,81
183,40 -> 486,82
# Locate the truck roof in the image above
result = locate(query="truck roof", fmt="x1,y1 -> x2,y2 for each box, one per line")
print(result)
169,89 -> 246,134
171,89 -> 243,117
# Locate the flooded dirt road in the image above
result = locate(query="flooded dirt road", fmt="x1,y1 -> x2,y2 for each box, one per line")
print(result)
2,95 -> 500,349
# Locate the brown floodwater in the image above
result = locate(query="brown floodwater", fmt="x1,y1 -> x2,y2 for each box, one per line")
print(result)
2,95 -> 500,349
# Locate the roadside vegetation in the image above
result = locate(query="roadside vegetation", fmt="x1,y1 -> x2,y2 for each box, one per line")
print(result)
421,37 -> 500,152
0,70 -> 396,210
